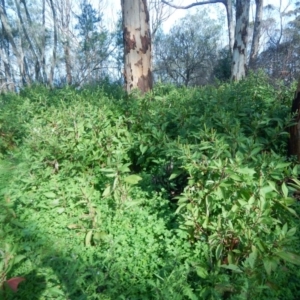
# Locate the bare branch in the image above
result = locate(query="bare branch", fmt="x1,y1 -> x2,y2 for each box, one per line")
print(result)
161,0 -> 226,10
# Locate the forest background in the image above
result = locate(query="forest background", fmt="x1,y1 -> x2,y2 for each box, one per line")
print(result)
0,0 -> 299,90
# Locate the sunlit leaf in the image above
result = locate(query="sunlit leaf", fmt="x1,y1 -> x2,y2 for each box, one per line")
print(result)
124,175 -> 142,185
281,183 -> 289,198
236,167 -> 256,176
44,192 -> 56,198
85,230 -> 93,247
102,185 -> 111,197
196,267 -> 208,279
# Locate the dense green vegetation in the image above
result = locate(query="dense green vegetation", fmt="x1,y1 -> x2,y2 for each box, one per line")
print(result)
1,74 -> 300,299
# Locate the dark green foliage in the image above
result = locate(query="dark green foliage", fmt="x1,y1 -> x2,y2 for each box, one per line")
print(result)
1,74 -> 300,299
214,48 -> 232,81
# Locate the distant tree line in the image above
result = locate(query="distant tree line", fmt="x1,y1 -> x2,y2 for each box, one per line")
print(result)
1,0 -> 300,93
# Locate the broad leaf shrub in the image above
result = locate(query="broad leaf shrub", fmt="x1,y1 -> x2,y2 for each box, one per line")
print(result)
1,73 -> 300,299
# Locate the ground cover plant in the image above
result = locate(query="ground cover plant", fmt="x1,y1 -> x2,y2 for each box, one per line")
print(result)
1,73 -> 300,299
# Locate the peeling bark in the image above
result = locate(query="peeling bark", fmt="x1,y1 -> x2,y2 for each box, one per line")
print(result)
121,0 -> 153,94
231,0 -> 250,81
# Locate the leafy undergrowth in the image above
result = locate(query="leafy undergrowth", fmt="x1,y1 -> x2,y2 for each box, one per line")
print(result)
1,74 -> 300,299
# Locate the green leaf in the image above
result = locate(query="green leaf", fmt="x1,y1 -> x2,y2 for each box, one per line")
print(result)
275,162 -> 290,169
287,227 -> 297,237
102,185 -> 111,197
67,224 -> 80,229
250,147 -> 262,156
247,247 -> 257,269
220,264 -> 242,273
93,231 -> 108,244
229,174 -> 242,181
286,207 -> 299,218
57,207 -> 65,214
184,220 -> 195,226
276,251 -> 300,265
215,244 -> 223,260
48,286 -> 65,296
44,192 -> 56,198
140,144 -> 148,155
291,178 -> 300,187
85,230 -> 93,247
284,197 -> 296,206
196,267 -> 208,279
119,165 -> 130,173
13,255 -> 26,265
263,258 -> 277,276
169,173 -> 179,180
281,183 -> 289,198
282,223 -> 288,235
124,175 -> 142,185
236,167 -> 256,176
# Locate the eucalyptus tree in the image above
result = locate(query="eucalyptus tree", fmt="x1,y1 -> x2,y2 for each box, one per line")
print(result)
162,0 -> 267,81
231,0 -> 250,81
249,0 -> 264,69
0,1 -> 26,85
56,0 -> 73,85
121,0 -> 153,94
154,10 -> 221,86
0,0 -> 14,91
48,0 -> 58,86
14,0 -> 47,82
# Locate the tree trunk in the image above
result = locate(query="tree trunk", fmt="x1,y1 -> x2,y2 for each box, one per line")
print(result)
0,48 -> 14,91
21,0 -> 47,82
225,0 -> 234,54
49,0 -> 57,86
231,0 -> 250,81
121,0 -> 153,94
14,0 -> 42,81
61,0 -> 72,85
0,3 -> 26,84
63,40 -> 72,85
41,0 -> 47,83
0,0 -> 14,91
249,0 -> 263,69
288,79 -> 300,161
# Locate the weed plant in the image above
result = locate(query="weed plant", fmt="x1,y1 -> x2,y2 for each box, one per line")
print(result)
1,73 -> 300,299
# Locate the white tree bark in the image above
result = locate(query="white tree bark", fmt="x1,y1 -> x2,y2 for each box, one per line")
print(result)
0,4 -> 26,84
231,0 -> 250,81
249,0 -> 264,69
60,0 -> 72,85
48,0 -> 58,86
14,0 -> 42,81
121,0 -> 153,93
225,0 -> 234,54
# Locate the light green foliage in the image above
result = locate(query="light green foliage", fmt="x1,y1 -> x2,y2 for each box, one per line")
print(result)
1,74 -> 300,299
